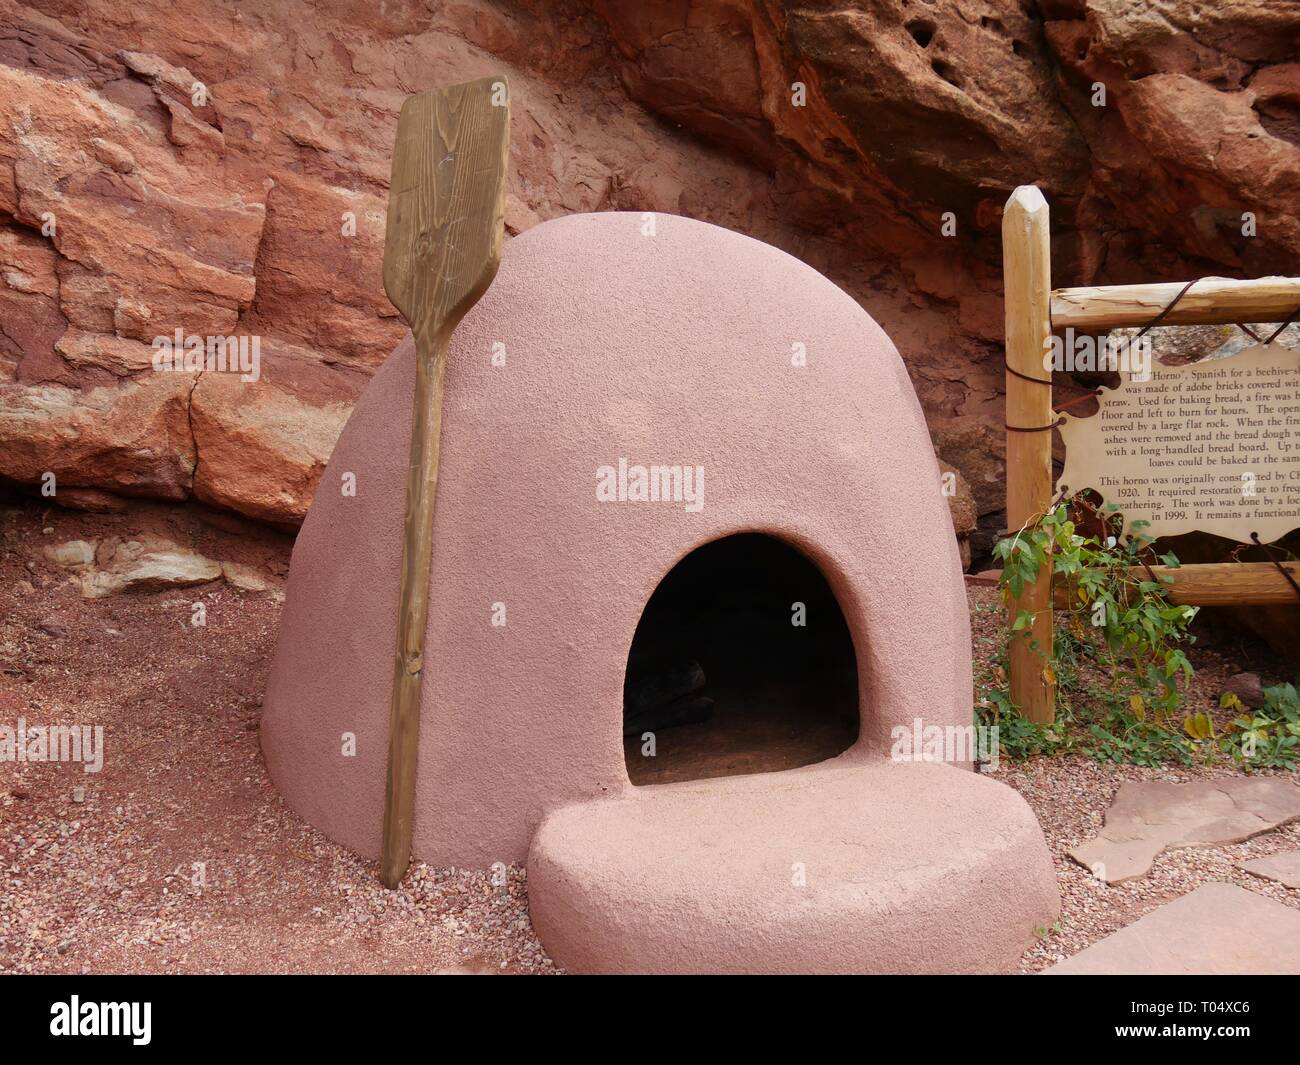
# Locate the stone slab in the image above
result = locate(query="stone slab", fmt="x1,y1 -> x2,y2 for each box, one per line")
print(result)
1047,882 -> 1300,974
1069,778 -> 1300,884
1242,849 -> 1300,890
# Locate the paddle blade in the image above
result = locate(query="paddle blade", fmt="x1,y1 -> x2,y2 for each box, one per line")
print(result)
383,76 -> 511,347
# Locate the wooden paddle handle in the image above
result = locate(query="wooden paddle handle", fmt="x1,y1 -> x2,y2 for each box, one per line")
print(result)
381,334 -> 448,888
378,77 -> 509,888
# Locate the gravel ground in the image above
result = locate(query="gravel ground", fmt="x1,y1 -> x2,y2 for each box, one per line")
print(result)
1003,756 -> 1300,972
968,583 -> 1300,972
0,499 -> 551,975
1,495 -> 1296,974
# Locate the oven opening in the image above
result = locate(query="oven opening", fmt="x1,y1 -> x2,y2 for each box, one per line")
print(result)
623,533 -> 860,786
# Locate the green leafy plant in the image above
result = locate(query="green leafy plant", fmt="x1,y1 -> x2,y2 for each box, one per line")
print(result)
981,500 -> 1201,764
1219,682 -> 1300,769
976,670 -> 1072,760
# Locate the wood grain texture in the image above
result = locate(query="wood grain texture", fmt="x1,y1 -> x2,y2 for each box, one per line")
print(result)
1003,185 -> 1056,724
380,76 -> 510,888
1053,562 -> 1300,608
1052,276 -> 1300,331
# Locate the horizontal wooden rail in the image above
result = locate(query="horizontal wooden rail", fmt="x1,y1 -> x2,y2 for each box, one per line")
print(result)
1052,562 -> 1300,608
1051,276 -> 1300,331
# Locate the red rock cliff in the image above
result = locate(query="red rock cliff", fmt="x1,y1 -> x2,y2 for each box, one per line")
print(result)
2,0 -> 1297,550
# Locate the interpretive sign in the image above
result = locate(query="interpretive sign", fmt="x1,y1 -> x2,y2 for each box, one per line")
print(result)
1057,343 -> 1300,543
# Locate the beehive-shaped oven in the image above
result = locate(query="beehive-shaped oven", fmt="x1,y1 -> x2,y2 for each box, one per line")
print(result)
262,213 -> 1058,972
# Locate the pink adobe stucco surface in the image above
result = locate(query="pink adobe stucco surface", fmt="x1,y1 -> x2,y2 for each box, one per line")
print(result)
529,761 -> 1060,974
260,211 -> 974,868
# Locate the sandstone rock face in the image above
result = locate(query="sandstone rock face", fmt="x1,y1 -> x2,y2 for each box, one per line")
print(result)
939,458 -> 976,569
42,532 -> 282,599
1,0 -> 1297,553
44,535 -> 221,597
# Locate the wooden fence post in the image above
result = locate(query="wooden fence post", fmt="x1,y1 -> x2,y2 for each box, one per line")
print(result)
1002,185 -> 1056,723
